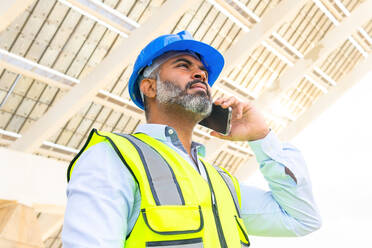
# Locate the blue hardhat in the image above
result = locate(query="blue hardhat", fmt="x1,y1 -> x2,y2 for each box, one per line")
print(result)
128,30 -> 225,110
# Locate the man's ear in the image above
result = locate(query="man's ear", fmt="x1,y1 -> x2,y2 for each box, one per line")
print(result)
139,78 -> 156,98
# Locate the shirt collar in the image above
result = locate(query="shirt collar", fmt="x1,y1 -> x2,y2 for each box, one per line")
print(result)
134,123 -> 206,157
134,123 -> 169,142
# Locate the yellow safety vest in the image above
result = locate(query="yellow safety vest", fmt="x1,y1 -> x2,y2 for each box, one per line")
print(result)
67,129 -> 250,248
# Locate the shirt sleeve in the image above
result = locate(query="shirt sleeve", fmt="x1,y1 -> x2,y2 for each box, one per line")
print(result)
61,142 -> 140,248
240,131 -> 322,237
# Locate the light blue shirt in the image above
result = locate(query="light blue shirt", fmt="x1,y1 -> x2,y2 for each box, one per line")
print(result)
62,124 -> 321,247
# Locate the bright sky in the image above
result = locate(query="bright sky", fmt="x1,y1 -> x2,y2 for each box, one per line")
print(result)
245,70 -> 372,247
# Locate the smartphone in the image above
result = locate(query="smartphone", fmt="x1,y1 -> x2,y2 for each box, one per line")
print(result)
199,104 -> 232,135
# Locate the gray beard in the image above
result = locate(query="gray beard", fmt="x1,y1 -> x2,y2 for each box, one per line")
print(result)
156,78 -> 212,118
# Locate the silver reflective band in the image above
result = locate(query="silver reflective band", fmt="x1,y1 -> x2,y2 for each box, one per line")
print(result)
215,166 -> 241,217
117,133 -> 185,206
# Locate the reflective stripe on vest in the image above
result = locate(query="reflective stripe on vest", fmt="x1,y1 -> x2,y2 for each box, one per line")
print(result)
116,133 -> 185,206
213,165 -> 241,217
68,129 -> 250,248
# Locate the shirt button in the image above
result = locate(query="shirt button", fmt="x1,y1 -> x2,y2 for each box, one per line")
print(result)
168,129 -> 174,135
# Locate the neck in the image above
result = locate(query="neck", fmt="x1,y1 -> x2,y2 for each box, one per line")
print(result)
147,103 -> 202,156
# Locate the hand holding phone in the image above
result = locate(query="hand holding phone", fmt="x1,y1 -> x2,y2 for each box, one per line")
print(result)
198,104 -> 232,135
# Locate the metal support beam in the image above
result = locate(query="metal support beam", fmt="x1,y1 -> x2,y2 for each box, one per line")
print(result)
58,0 -> 140,37
208,0 -> 250,32
234,53 -> 372,180
0,49 -> 145,123
221,0 -> 308,75
95,90 -> 145,122
0,48 -> 79,89
11,0 -> 197,153
0,0 -> 35,33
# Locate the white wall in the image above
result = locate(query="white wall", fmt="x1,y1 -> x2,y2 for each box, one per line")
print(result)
0,147 -> 68,206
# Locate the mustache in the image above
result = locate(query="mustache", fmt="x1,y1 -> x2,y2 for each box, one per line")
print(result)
186,80 -> 210,98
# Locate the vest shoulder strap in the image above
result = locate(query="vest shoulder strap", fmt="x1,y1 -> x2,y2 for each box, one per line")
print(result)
68,129 -> 186,206
67,129 -> 109,182
115,133 -> 185,206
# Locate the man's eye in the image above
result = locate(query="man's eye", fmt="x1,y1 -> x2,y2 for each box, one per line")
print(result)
178,63 -> 189,68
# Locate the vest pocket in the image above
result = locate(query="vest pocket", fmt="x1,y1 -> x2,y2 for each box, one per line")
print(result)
235,216 -> 250,247
146,238 -> 203,247
142,205 -> 204,235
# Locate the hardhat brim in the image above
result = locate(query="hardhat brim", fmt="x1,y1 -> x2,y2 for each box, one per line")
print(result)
128,39 -> 224,110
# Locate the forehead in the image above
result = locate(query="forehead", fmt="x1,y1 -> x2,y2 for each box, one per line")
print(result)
162,54 -> 204,67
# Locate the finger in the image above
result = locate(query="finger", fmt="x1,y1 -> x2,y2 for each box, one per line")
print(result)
235,103 -> 244,119
215,97 -> 228,105
221,96 -> 237,108
214,97 -> 226,105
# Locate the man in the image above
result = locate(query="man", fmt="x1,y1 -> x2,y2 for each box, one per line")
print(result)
62,31 -> 321,247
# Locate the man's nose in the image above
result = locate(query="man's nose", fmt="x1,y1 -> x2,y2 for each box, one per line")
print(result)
192,69 -> 207,82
